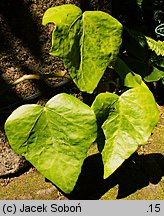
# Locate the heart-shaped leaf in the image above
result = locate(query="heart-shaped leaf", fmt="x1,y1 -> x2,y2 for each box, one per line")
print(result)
98,87 -> 159,178
92,80 -> 160,178
42,4 -> 122,93
5,93 -> 97,193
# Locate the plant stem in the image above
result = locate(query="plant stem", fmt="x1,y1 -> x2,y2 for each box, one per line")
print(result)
12,70 -> 70,85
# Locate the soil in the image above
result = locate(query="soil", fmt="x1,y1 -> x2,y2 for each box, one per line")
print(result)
0,0 -> 82,178
0,0 -> 164,200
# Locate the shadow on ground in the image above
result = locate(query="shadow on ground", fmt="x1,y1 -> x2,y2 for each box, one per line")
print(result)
0,0 -> 47,119
0,0 -> 42,59
55,152 -> 164,200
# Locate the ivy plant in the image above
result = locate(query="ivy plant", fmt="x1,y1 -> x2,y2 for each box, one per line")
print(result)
121,28 -> 164,84
5,93 -> 97,193
5,4 -> 161,194
92,86 -> 159,178
42,4 -> 122,93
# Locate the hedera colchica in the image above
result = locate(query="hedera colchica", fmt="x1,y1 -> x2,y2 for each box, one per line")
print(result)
92,86 -> 159,178
5,93 -> 97,193
5,86 -> 160,192
4,4 -> 160,194
121,28 -> 164,84
42,4 -> 122,93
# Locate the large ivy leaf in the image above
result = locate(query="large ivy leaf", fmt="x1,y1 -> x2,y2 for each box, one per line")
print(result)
42,4 -> 122,93
101,86 -> 160,178
144,66 -> 164,82
5,93 -> 97,193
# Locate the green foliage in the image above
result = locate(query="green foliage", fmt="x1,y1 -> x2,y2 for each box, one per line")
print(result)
5,93 -> 97,193
146,37 -> 164,56
92,87 -> 159,178
123,28 -> 149,61
42,4 -> 122,93
5,89 -> 160,191
4,4 -> 162,195
114,58 -> 148,88
124,29 -> 164,57
144,66 -> 164,82
121,28 -> 164,83
137,0 -> 142,7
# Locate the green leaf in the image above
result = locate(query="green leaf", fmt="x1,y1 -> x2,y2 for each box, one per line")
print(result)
115,58 -> 148,88
146,37 -> 164,56
123,29 -> 148,61
91,92 -> 119,126
91,92 -> 119,151
154,58 -> 164,69
137,0 -> 143,8
5,93 -> 97,193
121,56 -> 151,77
144,66 -> 164,82
124,72 -> 148,88
42,4 -> 82,60
101,86 -> 160,178
43,4 -> 122,93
